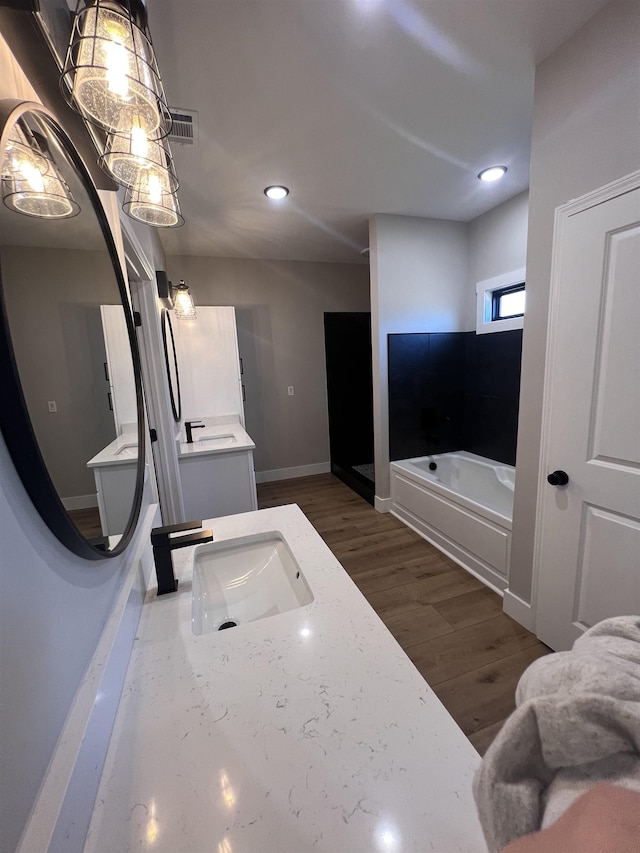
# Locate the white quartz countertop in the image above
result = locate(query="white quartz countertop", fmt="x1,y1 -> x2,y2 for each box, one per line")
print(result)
177,420 -> 255,457
86,433 -> 138,468
86,505 -> 485,853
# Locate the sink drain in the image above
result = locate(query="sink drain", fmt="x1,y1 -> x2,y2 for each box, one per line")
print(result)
218,621 -> 238,630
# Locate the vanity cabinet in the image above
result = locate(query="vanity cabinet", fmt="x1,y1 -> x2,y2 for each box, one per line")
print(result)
179,447 -> 257,520
91,459 -> 138,536
87,433 -> 139,538
173,308 -> 257,519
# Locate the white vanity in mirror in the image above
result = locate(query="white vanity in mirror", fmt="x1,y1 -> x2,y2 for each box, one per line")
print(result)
87,305 -> 139,538
86,426 -> 138,537
173,306 -> 258,519
178,416 -> 257,519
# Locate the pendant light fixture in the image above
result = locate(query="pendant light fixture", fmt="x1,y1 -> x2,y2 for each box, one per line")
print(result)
61,0 -> 171,139
99,123 -> 178,192
122,167 -> 184,227
61,0 -> 184,229
100,97 -> 183,227
1,121 -> 80,219
172,280 -> 196,319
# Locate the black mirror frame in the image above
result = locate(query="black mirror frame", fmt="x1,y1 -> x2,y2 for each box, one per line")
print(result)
161,308 -> 181,422
0,99 -> 145,560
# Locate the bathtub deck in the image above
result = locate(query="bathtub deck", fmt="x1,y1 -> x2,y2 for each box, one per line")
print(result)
258,473 -> 551,754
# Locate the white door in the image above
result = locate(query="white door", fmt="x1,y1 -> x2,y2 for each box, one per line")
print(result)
535,174 -> 640,651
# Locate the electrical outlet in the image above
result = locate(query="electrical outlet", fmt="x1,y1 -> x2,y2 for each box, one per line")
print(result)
287,386 -> 294,396
47,400 -> 57,412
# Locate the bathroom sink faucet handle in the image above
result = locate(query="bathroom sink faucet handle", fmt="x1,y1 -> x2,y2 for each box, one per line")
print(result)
151,520 -> 213,596
185,421 -> 206,443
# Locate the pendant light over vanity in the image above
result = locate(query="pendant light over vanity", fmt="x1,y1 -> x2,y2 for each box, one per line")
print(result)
61,0 -> 183,227
1,118 -> 80,219
173,280 -> 197,319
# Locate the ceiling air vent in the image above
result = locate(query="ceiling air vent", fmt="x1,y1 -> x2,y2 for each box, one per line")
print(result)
168,108 -> 198,146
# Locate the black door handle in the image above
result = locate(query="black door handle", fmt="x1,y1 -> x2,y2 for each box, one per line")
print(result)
547,470 -> 569,486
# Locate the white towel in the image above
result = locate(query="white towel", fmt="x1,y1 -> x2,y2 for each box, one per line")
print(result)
472,616 -> 640,852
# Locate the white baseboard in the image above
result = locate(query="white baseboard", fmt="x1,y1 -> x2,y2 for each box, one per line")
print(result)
255,462 -> 330,483
375,496 -> 392,513
503,589 -> 535,632
62,494 -> 98,511
18,503 -> 159,853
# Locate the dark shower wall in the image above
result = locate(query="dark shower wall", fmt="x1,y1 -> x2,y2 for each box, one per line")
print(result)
388,329 -> 523,466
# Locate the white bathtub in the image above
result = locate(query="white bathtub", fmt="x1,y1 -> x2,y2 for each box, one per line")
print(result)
390,451 -> 515,592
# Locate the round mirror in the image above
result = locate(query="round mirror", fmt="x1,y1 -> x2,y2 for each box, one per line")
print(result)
161,308 -> 181,422
0,101 -> 145,559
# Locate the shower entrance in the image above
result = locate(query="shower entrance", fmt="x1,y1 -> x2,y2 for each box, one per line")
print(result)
324,312 -> 374,505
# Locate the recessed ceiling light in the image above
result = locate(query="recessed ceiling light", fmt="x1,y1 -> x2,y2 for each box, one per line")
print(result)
478,166 -> 507,183
264,185 -> 289,200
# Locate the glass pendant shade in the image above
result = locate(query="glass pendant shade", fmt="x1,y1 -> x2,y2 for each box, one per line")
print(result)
172,281 -> 196,319
1,123 -> 80,219
62,0 -> 171,138
99,126 -> 178,191
2,122 -> 49,178
122,168 -> 184,228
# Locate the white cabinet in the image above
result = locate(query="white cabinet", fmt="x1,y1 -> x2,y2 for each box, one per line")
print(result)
92,459 -> 138,536
87,433 -> 139,538
180,447 -> 257,520
100,305 -> 137,432
173,307 -> 257,519
173,306 -> 245,425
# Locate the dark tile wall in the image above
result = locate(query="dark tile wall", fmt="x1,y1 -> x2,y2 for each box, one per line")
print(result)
388,329 -> 523,465
464,330 -> 523,465
388,333 -> 466,461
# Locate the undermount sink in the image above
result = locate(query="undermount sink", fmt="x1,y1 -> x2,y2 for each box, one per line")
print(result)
191,532 -> 314,635
114,443 -> 137,458
193,434 -> 237,448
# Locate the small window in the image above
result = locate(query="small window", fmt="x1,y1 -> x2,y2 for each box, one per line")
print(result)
491,283 -> 525,321
476,268 -> 526,334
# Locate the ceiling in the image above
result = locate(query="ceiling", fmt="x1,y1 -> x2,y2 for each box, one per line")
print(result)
146,0 -> 609,264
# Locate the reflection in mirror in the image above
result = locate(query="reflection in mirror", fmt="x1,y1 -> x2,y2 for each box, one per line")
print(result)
161,308 -> 181,422
0,102 -> 145,558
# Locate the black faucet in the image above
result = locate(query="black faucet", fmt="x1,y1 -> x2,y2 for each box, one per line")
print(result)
151,520 -> 213,596
185,420 -> 205,443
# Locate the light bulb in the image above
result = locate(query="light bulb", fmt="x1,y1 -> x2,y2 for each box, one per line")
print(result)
175,290 -> 192,313
130,124 -> 148,162
104,39 -> 130,99
21,161 -> 44,193
147,172 -> 162,205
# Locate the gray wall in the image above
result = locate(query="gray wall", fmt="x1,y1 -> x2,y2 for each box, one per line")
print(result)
467,190 -> 529,330
0,32 -> 158,852
165,255 -> 371,474
510,0 -> 640,605
3,246 -> 121,500
369,214 -> 470,500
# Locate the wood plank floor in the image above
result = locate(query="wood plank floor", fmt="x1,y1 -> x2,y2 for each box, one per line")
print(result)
67,506 -> 102,539
258,472 -> 551,755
